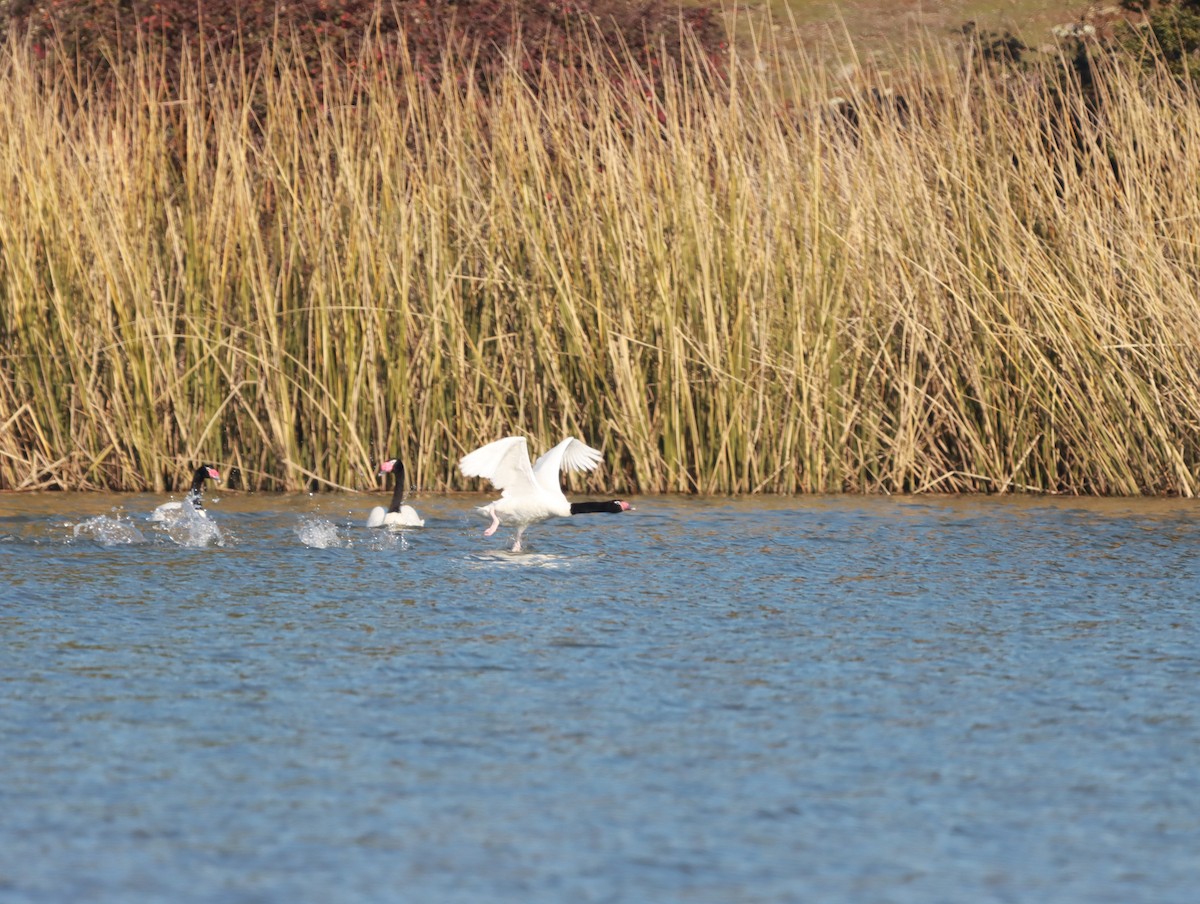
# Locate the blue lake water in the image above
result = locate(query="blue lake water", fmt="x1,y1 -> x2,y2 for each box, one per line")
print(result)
1,491 -> 1197,903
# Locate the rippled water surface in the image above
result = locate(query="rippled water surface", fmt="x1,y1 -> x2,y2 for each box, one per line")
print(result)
1,491 -> 1198,903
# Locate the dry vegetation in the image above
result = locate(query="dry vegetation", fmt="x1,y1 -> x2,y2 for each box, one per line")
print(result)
4,14 -> 1200,495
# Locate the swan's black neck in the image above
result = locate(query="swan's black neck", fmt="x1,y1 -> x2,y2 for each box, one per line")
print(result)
187,465 -> 213,507
387,461 -> 407,513
569,500 -> 625,515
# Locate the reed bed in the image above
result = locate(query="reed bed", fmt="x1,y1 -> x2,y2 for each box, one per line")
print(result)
3,25 -> 1200,495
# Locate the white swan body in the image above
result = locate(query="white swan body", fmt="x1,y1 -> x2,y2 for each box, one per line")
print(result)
366,504 -> 424,528
149,464 -> 220,522
149,500 -> 209,523
459,436 -> 628,551
367,458 -> 424,528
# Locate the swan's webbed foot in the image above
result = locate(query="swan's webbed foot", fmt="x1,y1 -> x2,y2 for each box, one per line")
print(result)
483,510 -> 500,537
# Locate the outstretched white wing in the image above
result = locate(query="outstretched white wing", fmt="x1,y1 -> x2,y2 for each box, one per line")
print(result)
459,436 -> 538,498
531,437 -> 603,495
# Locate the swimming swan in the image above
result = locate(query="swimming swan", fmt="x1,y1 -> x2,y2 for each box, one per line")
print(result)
149,464 -> 220,522
366,458 -> 424,528
458,436 -> 632,551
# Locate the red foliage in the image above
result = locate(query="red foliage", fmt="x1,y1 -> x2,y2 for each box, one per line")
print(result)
3,0 -> 727,92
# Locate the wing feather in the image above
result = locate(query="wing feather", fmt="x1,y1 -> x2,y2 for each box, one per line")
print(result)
459,436 -> 538,497
531,437 -> 603,495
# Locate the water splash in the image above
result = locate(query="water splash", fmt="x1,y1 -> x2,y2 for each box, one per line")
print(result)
469,550 -> 570,569
295,517 -> 346,549
147,500 -> 224,547
361,526 -> 409,551
71,510 -> 147,546
295,513 -> 413,550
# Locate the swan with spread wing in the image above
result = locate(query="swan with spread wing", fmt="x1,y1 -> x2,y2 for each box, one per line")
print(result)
458,436 -> 632,551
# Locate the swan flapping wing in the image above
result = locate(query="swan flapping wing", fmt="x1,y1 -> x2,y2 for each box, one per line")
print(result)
459,436 -> 539,496
531,437 -> 603,495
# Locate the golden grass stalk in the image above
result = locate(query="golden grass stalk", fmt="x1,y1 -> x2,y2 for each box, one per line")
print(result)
3,22 -> 1200,495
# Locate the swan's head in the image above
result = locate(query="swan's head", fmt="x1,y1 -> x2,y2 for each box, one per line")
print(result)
378,459 -> 398,476
616,500 -> 634,512
201,465 -> 221,483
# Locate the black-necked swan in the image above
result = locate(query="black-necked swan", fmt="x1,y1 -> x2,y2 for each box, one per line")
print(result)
149,464 -> 221,522
458,436 -> 633,551
367,458 -> 424,528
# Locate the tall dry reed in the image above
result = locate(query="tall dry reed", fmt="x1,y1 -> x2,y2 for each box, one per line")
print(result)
3,25 -> 1200,494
